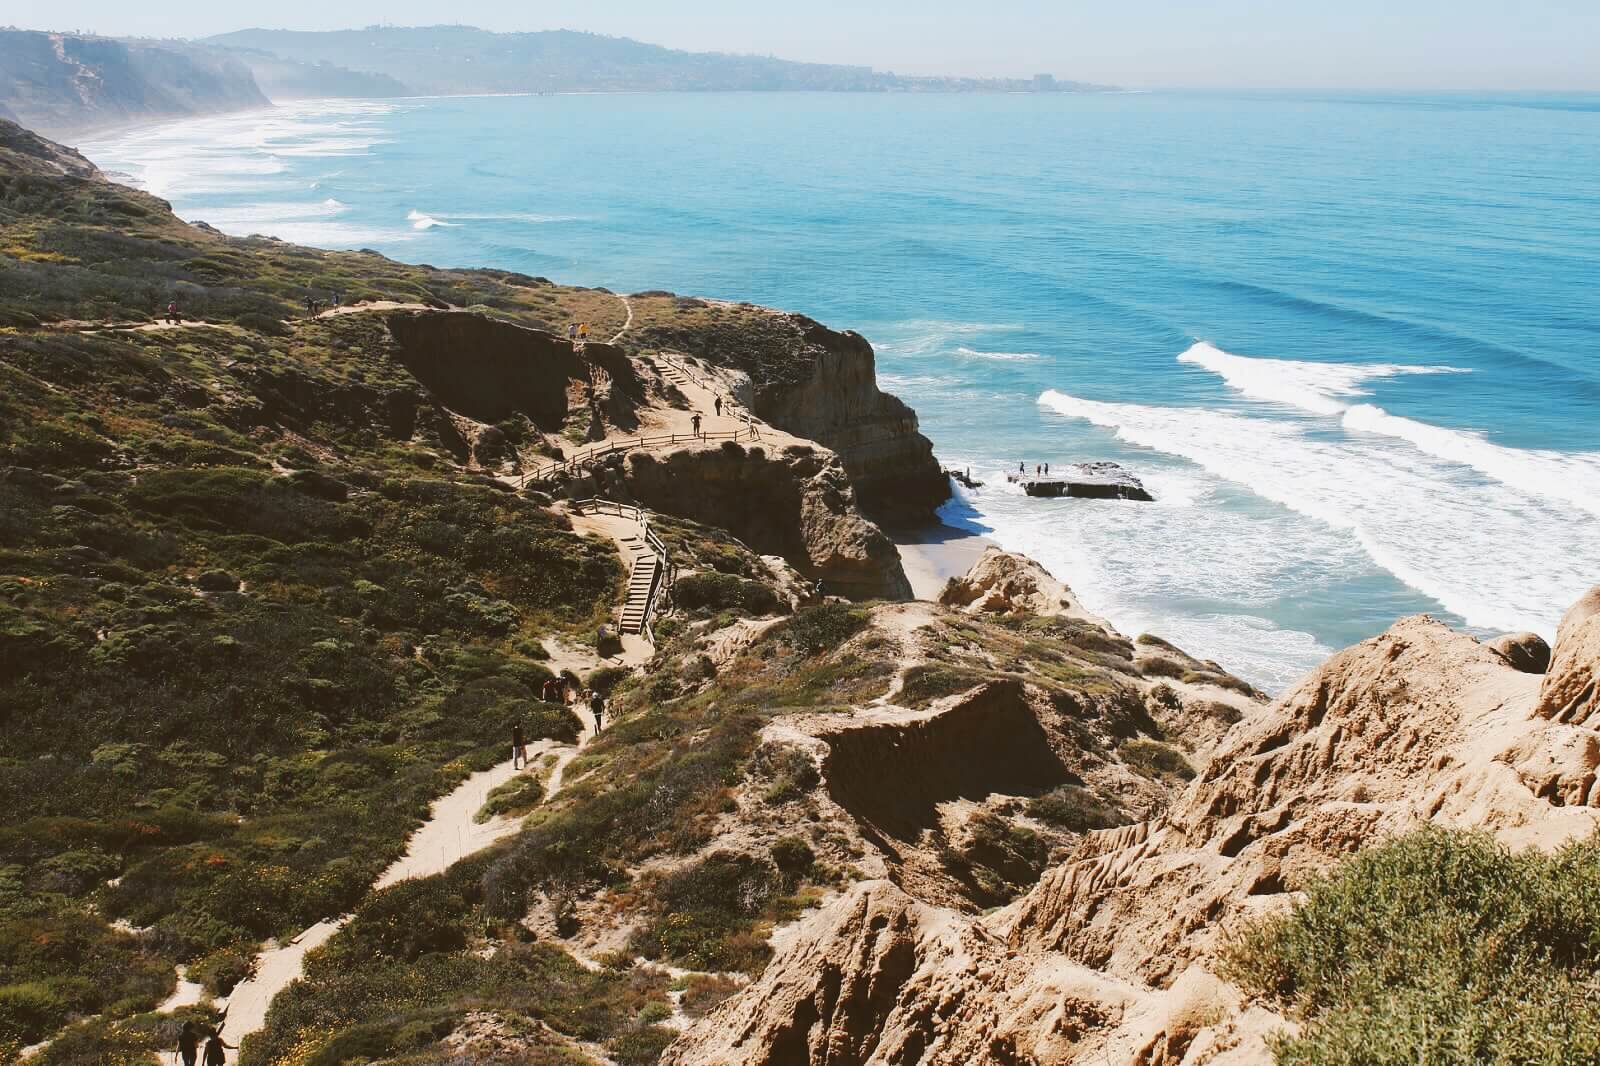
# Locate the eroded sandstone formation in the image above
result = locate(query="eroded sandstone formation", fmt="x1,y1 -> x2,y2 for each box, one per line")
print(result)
667,588 -> 1600,1065
585,442 -> 913,601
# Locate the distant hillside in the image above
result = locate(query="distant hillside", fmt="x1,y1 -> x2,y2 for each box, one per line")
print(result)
204,25 -> 1110,96
218,47 -> 410,100
0,29 -> 268,135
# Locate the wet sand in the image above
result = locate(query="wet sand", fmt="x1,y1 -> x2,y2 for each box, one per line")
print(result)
894,523 -> 997,601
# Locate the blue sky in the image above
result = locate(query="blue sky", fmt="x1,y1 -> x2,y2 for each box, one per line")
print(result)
12,0 -> 1600,89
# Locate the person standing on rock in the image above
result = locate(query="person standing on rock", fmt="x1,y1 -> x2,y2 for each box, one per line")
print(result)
692,413 -> 703,437
1044,463 -> 1050,476
512,721 -> 528,770
589,689 -> 606,733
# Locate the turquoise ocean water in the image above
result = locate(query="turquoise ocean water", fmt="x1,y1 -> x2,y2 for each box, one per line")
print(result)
83,91 -> 1600,690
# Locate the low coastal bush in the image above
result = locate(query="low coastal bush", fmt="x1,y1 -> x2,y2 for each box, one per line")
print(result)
1223,827 -> 1600,1064
1027,785 -> 1130,833
672,571 -> 783,616
1119,739 -> 1196,782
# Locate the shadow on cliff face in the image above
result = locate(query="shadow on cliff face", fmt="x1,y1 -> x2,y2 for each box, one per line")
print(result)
386,310 -> 638,430
820,680 -> 1074,841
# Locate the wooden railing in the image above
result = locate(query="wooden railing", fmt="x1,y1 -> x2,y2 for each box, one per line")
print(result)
570,498 -> 679,643
518,424 -> 762,489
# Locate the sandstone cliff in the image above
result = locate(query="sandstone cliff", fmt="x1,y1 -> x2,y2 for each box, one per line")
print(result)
667,589 -> 1600,1065
626,297 -> 950,525
0,30 -> 267,136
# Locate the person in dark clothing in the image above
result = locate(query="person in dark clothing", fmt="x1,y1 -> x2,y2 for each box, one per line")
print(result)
177,1021 -> 201,1066
203,1029 -> 234,1066
589,690 -> 605,733
691,412 -> 703,437
1044,463 -> 1050,475
512,722 -> 528,769
714,396 -> 723,417
1018,461 -> 1025,473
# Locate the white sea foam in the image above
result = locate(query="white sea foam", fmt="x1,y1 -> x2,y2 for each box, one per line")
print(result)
1342,403 -> 1600,519
1037,388 -> 1598,640
937,467 -> 1344,691
1179,341 -> 1466,415
955,346 -> 1043,361
406,210 -> 459,231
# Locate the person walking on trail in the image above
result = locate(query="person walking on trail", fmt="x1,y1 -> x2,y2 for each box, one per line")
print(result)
202,1029 -> 234,1066
166,302 -> 180,325
691,412 -> 703,437
568,323 -> 578,342
714,395 -> 723,417
177,1021 -> 201,1066
589,689 -> 605,733
512,722 -> 528,770
578,322 -> 590,343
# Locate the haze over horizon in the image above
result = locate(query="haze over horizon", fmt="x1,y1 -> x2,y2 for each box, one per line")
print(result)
8,0 -> 1600,91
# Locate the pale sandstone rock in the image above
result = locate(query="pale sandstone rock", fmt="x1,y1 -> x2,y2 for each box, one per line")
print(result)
939,547 -> 1105,626
667,598 -> 1600,1066
1536,585 -> 1600,726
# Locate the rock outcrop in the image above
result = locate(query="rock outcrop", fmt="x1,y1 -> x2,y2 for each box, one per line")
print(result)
386,310 -> 638,431
630,304 -> 948,525
1536,584 -> 1600,726
1487,631 -> 1552,674
938,547 -> 1102,624
593,442 -> 912,601
669,598 -> 1600,1064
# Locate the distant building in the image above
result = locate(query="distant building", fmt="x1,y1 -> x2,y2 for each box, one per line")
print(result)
1032,73 -> 1059,92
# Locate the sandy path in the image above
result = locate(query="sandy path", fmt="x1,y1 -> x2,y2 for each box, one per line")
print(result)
314,300 -> 435,318
606,293 -> 634,344
219,714 -> 608,1055
219,757 -> 538,1047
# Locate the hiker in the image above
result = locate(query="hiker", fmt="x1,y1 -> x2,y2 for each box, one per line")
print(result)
202,1029 -> 234,1066
691,412 -> 703,437
1044,463 -> 1050,475
568,323 -> 578,342
177,1021 -> 201,1066
589,689 -> 605,733
814,578 -> 825,599
305,297 -> 314,317
578,322 -> 589,342
512,721 -> 528,769
714,395 -> 723,417
166,302 -> 179,325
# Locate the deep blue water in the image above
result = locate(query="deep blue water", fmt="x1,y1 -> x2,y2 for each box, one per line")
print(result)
85,91 -> 1600,689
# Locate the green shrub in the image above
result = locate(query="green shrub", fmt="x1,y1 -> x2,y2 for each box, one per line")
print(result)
898,664 -> 984,708
780,602 -> 868,655
479,774 -> 545,823
189,945 -> 253,996
671,572 -> 781,616
1120,739 -> 1195,781
1027,785 -> 1130,833
608,1024 -> 676,1066
1223,827 -> 1600,1064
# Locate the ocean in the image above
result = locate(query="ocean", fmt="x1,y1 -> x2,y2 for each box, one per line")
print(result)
81,91 -> 1600,691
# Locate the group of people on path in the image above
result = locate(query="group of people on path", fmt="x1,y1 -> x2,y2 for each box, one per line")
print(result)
176,1021 -> 232,1066
304,293 -> 340,317
1021,462 -> 1051,477
567,322 -> 591,345
511,678 -> 607,770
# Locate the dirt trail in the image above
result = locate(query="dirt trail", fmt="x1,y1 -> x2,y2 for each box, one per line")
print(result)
314,300 -> 436,318
76,319 -> 228,335
606,293 -> 634,344
217,711 -> 607,1055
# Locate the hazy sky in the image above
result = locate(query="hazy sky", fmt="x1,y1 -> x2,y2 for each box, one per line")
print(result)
12,0 -> 1600,90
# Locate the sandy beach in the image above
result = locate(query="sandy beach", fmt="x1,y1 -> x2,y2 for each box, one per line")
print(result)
894,522 -> 997,601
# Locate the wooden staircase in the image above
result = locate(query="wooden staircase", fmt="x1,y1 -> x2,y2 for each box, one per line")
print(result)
618,532 -> 662,636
